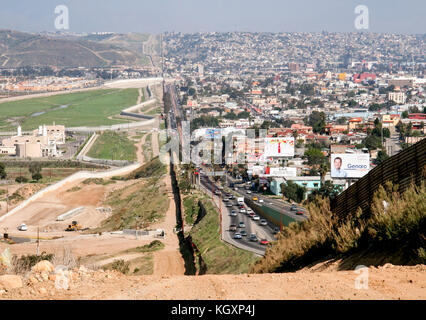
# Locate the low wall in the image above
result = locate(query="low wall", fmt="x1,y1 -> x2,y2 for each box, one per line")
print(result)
244,198 -> 296,227
66,118 -> 156,133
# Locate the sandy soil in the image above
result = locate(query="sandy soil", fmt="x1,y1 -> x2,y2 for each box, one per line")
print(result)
2,263 -> 424,300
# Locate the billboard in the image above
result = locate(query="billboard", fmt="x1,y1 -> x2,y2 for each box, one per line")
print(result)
269,167 -> 297,177
205,128 -> 221,139
264,138 -> 295,157
331,154 -> 370,179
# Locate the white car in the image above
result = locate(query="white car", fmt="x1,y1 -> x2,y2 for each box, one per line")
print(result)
252,215 -> 260,221
246,190 -> 252,194
247,208 -> 254,214
18,223 -> 28,231
239,209 -> 246,214
258,199 -> 264,203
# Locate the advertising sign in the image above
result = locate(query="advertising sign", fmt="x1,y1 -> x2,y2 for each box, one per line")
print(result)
264,138 -> 295,157
206,128 -> 221,140
268,167 -> 297,177
331,154 -> 370,179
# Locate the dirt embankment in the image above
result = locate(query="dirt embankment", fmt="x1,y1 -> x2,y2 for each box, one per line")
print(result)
1,263 -> 424,300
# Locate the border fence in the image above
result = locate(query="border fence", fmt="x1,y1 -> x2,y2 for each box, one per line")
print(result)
330,138 -> 426,218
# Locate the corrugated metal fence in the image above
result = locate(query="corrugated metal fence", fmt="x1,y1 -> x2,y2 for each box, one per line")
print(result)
330,138 -> 426,218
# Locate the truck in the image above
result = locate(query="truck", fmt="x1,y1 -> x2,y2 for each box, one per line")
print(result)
237,197 -> 244,204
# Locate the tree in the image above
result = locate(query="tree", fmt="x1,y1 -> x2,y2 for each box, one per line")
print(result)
304,148 -> 326,166
306,111 -> 326,133
32,172 -> 43,182
308,180 -> 341,202
363,135 -> 382,150
318,163 -> 328,184
0,162 -> 6,180
281,181 -> 306,203
374,150 -> 390,165
29,163 -> 42,176
15,176 -> 28,183
336,117 -> 347,125
401,111 -> 409,119
237,111 -> 251,119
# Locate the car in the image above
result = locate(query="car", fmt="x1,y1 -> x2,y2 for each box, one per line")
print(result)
247,208 -> 254,214
252,215 -> 260,221
17,223 -> 28,231
260,239 -> 269,245
249,234 -> 258,242
273,227 -> 280,234
223,198 -> 229,202
214,190 -> 221,195
258,199 -> 264,203
296,210 -> 304,216
240,230 -> 247,237
290,204 -> 298,211
226,203 -> 233,207
252,197 -> 258,201
229,224 -> 237,232
238,222 -> 246,228
234,187 -> 238,191
249,212 -> 255,218
246,190 -> 252,194
260,219 -> 268,226
239,209 -> 246,214
234,233 -> 242,239
230,210 -> 237,217
229,195 -> 235,200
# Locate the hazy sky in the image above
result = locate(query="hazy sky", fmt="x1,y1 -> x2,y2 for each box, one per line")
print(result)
0,0 -> 425,34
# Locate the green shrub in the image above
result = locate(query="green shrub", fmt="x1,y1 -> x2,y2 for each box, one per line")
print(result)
15,176 -> 29,183
109,259 -> 130,274
12,253 -> 54,274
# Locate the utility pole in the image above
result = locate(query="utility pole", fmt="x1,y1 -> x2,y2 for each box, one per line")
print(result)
219,192 -> 222,240
6,186 -> 8,213
36,226 -> 40,256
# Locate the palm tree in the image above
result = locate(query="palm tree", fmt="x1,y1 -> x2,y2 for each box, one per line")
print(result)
318,163 -> 328,185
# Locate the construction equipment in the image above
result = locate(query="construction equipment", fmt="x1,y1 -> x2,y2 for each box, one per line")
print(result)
65,221 -> 82,232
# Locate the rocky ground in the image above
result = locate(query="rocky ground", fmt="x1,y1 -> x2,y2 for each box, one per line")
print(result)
0,260 -> 425,300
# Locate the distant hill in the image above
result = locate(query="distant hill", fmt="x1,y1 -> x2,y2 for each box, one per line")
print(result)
0,30 -> 149,68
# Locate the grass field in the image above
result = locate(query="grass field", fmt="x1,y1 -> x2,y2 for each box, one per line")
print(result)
0,89 -> 140,131
87,131 -> 137,161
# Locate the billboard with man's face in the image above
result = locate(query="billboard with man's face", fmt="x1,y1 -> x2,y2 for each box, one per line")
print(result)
331,154 -> 370,179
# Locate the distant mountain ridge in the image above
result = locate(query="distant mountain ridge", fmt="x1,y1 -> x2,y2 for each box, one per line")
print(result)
0,30 -> 149,68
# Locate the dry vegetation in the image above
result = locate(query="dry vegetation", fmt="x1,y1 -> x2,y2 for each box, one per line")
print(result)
252,180 -> 426,273
94,158 -> 169,231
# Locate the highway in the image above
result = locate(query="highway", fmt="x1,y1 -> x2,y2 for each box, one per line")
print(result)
165,82 -> 308,256
226,175 -> 308,223
199,176 -> 273,255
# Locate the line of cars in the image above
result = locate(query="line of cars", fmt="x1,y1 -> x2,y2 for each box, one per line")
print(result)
229,202 -> 270,246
